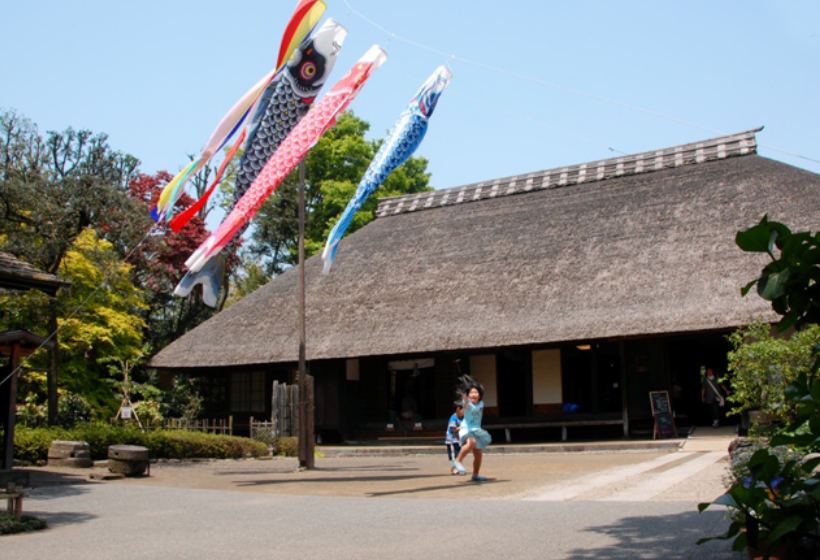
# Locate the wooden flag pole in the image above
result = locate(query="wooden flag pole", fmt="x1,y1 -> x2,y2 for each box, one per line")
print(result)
297,160 -> 314,468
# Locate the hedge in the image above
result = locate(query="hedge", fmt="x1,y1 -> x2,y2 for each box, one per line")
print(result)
14,425 -> 269,464
0,513 -> 47,535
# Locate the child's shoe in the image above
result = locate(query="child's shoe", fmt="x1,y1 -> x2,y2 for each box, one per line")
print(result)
453,461 -> 466,474
471,476 -> 487,482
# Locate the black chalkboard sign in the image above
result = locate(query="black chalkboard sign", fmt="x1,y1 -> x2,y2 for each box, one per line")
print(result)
649,391 -> 671,415
649,391 -> 678,439
654,413 -> 677,439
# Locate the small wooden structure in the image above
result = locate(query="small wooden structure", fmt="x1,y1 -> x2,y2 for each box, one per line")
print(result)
0,251 -> 68,472
3,482 -> 27,521
1,331 -> 54,470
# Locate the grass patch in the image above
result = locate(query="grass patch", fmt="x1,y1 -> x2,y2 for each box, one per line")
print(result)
0,512 -> 47,535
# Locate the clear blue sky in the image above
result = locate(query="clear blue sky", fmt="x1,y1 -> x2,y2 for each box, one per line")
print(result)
4,1 -> 819,208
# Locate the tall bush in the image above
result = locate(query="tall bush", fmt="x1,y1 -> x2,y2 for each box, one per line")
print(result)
55,393 -> 93,429
725,322 -> 820,426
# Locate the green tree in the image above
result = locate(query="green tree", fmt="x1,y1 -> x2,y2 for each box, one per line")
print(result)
243,111 -> 433,276
726,322 -> 820,426
1,229 -> 147,415
0,110 -> 145,274
224,262 -> 271,308
1,109 -> 148,419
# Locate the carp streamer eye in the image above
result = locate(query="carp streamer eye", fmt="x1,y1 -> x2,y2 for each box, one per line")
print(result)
301,62 -> 317,80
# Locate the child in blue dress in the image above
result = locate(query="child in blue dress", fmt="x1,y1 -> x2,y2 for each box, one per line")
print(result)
453,375 -> 492,482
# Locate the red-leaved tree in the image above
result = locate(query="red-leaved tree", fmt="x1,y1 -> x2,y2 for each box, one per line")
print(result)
125,171 -> 221,352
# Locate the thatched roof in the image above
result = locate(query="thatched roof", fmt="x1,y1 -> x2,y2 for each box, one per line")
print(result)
152,128 -> 819,369
0,252 -> 68,297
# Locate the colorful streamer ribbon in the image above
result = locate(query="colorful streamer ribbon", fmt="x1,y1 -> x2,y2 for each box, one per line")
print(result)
152,0 -> 326,222
185,45 -> 388,273
173,19 -> 347,306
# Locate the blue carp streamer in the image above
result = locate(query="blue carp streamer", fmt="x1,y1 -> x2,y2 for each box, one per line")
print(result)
321,65 -> 452,275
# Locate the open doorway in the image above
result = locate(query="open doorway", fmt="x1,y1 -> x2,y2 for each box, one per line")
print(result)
497,351 -> 531,417
667,334 -> 733,428
387,359 -> 436,426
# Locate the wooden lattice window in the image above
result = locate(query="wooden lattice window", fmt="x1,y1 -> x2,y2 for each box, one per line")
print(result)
230,371 -> 265,413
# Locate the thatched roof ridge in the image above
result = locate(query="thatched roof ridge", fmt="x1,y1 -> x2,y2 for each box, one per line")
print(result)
376,128 -> 761,218
151,131 -> 819,369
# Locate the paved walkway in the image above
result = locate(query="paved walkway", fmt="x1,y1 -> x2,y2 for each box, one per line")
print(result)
5,431 -> 741,559
5,484 -> 742,559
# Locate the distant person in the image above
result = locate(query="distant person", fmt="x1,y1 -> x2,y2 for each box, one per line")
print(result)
446,402 -> 464,475
701,368 -> 729,428
453,375 -> 492,482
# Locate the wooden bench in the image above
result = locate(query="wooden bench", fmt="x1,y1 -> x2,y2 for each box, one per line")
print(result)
485,418 -> 626,442
3,482 -> 28,521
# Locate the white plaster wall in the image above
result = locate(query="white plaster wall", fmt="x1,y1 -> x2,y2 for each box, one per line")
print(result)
532,349 -> 562,404
469,354 -> 498,407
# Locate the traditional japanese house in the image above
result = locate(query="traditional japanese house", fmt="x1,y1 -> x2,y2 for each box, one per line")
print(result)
151,128 -> 820,441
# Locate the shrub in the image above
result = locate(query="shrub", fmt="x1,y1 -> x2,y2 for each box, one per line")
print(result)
16,393 -> 48,428
725,322 -> 820,429
275,437 -> 299,457
13,426 -> 66,465
0,513 -> 47,535
132,400 -> 164,427
724,441 -> 805,489
14,425 -> 268,464
55,393 -> 93,429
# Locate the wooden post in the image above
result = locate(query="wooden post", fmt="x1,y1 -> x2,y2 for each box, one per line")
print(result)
619,341 -> 630,437
297,161 -> 313,468
48,298 -> 58,426
3,344 -> 20,470
306,374 -> 315,466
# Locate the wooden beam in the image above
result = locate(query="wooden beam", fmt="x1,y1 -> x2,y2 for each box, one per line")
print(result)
3,344 -> 20,470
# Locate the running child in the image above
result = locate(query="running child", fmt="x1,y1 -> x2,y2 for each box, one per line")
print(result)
453,375 -> 492,482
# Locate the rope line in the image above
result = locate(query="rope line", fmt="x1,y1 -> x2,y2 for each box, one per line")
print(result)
340,0 -> 819,166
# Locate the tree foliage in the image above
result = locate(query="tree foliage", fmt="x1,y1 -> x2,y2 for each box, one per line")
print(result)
1,229 -> 147,414
126,171 -> 217,349
0,110 -> 144,273
0,110 -> 148,415
243,111 -> 433,276
737,216 -> 820,331
726,322 -> 820,426
54,229 -> 147,412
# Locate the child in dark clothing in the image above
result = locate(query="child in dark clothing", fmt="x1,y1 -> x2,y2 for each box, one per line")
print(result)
446,403 -> 464,475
